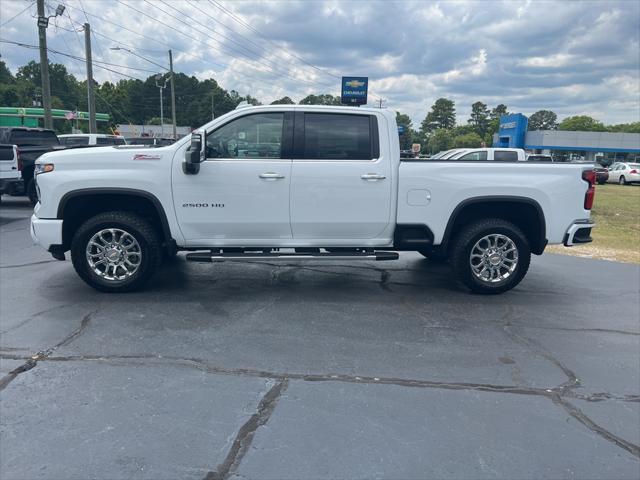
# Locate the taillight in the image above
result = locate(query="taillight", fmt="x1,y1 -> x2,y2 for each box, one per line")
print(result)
582,169 -> 596,210
630,169 -> 638,174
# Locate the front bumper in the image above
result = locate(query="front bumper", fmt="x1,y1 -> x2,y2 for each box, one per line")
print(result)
563,221 -> 595,246
30,214 -> 63,250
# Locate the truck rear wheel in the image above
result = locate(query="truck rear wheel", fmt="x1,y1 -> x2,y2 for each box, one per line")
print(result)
450,218 -> 530,294
71,211 -> 162,293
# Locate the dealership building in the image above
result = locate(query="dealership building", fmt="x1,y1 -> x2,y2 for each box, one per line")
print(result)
493,114 -> 640,164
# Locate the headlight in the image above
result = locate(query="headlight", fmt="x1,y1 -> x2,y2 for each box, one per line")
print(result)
35,163 -> 54,175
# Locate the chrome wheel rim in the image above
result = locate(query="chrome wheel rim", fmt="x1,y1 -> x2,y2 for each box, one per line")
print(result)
86,228 -> 142,281
469,234 -> 518,284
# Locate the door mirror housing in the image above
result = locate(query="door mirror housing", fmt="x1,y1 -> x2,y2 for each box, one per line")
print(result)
183,133 -> 203,174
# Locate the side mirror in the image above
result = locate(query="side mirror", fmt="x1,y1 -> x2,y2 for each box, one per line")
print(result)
183,133 -> 203,174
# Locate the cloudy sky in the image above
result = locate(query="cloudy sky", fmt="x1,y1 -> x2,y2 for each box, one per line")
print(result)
1,0 -> 639,126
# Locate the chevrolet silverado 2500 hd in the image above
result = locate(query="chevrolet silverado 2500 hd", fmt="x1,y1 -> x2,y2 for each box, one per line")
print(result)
31,105 -> 595,294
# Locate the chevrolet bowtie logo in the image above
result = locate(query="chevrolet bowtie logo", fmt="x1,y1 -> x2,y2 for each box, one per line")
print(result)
345,79 -> 365,88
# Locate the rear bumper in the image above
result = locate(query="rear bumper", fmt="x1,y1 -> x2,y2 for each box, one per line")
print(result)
563,221 -> 595,246
0,178 -> 23,195
30,214 -> 63,250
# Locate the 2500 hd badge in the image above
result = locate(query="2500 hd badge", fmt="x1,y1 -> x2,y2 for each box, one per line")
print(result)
182,203 -> 225,208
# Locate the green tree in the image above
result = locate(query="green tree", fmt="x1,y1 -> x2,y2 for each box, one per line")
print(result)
396,111 -> 415,150
271,96 -> 295,105
420,98 -> 456,135
528,110 -> 558,130
490,104 -> 508,120
468,101 -> 490,136
453,132 -> 483,148
299,94 -> 341,105
558,115 -> 606,132
607,122 -> 640,133
427,129 -> 453,153
451,124 -> 475,136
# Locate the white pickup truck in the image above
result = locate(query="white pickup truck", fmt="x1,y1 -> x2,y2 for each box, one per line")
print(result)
31,105 -> 596,294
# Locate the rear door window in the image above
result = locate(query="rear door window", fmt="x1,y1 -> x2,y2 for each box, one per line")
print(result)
302,113 -> 375,160
494,150 -> 518,162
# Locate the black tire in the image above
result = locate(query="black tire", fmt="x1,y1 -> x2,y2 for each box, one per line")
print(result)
417,248 -> 448,262
597,180 -> 607,185
619,176 -> 627,185
26,180 -> 38,206
450,218 -> 531,294
71,211 -> 162,293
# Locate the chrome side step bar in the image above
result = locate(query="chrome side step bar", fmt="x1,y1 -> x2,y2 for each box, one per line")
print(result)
186,251 -> 399,263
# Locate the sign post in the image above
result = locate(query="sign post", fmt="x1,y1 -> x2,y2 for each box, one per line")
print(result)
341,77 -> 368,105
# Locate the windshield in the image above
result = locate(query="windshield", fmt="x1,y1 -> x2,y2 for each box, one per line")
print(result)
430,150 -> 449,159
442,149 -> 468,159
9,130 -> 59,147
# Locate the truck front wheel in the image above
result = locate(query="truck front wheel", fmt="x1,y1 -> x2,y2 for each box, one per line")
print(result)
71,211 -> 162,292
450,219 -> 531,294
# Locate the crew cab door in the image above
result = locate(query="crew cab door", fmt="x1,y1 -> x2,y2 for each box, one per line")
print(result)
289,111 -> 393,242
172,111 -> 293,245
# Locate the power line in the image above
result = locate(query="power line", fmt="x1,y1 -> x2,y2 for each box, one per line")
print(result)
205,0 -> 381,100
119,0 -> 333,89
1,39 -> 148,79
0,1 -> 36,28
207,0 -> 339,81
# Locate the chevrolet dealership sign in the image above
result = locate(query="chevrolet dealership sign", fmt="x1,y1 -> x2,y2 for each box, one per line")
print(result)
341,77 -> 368,105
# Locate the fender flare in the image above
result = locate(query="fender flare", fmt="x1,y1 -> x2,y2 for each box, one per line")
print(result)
440,196 -> 547,254
57,187 -> 173,242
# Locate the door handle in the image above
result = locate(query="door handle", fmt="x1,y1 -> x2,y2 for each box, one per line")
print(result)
259,172 -> 285,179
361,173 -> 386,180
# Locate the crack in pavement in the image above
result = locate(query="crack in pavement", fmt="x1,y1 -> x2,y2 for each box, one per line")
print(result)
0,352 -> 638,464
0,303 -> 76,336
500,306 -> 579,392
552,394 -> 640,458
204,379 -> 289,480
497,305 -> 640,459
0,312 -> 93,392
519,325 -> 640,336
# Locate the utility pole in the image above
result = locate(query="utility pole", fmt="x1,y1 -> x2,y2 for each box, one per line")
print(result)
155,75 -> 168,138
36,0 -> 53,129
211,92 -> 215,120
169,50 -> 177,140
84,23 -> 97,133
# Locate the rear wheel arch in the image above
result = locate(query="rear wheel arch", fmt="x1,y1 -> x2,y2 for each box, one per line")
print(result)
58,188 -> 174,251
441,196 -> 547,255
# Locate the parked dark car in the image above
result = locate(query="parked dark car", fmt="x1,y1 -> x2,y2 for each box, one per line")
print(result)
594,166 -> 609,185
0,127 -> 63,204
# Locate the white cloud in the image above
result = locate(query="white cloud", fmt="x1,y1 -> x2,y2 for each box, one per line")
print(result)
0,0 -> 638,125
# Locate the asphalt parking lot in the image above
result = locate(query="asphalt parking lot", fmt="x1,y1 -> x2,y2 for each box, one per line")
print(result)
1,196 -> 639,480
